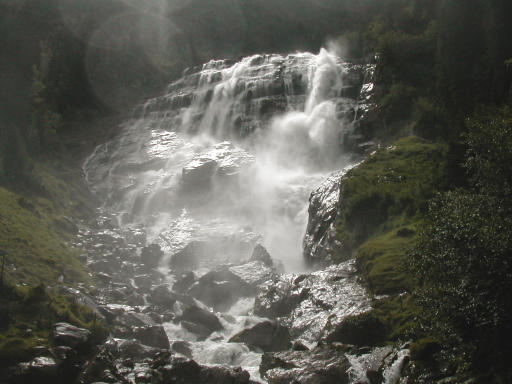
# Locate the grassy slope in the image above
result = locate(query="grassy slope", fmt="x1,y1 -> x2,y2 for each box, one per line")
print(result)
0,164 -> 94,287
0,157 -> 106,366
333,136 -> 448,342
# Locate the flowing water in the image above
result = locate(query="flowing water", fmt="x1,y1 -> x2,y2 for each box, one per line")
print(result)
83,48 -> 381,382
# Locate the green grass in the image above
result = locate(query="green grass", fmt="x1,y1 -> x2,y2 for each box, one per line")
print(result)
356,224 -> 418,295
0,185 -> 91,286
334,136 -> 448,260
0,155 -> 106,367
0,161 -> 95,287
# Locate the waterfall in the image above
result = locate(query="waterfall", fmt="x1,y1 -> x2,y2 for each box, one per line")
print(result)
81,48 -> 382,383
84,47 -> 357,273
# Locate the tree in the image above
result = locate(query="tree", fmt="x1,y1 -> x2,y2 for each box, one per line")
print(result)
410,107 -> 512,381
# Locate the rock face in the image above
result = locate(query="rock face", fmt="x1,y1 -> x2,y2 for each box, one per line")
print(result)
260,344 -> 351,384
303,169 -> 351,267
229,321 -> 291,352
254,261 -> 370,343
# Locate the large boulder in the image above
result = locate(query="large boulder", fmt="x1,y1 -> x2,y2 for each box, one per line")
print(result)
229,321 -> 291,352
155,355 -> 255,384
177,305 -> 223,339
254,261 -> 370,343
260,344 -> 351,384
188,268 -> 255,311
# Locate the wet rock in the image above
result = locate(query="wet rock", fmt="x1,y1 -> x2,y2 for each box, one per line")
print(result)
52,323 -> 91,348
292,341 -> 309,351
228,261 -> 275,288
188,268 -> 255,310
254,278 -> 308,319
180,142 -> 254,191
169,235 -> 256,273
117,339 -> 162,360
155,356 -> 201,383
155,355 -> 254,384
256,262 -> 370,343
172,272 -> 195,293
113,325 -> 170,350
180,321 -> 215,340
140,244 -> 163,269
200,365 -> 253,384
148,284 -> 176,307
249,243 -> 273,266
133,274 -> 154,290
98,304 -> 133,323
260,344 -> 350,384
114,312 -> 157,328
177,305 -> 223,338
169,241 -> 205,272
229,321 -> 291,352
78,346 -> 128,384
132,325 -> 170,350
171,341 -> 193,358
26,356 -> 59,376
303,170 -> 349,266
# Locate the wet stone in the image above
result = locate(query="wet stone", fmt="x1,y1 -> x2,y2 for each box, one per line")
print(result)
229,320 -> 292,352
260,344 -> 351,384
177,305 -> 223,338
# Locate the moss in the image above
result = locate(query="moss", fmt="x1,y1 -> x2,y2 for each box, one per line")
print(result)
410,338 -> 441,361
356,225 -> 418,295
372,294 -> 420,342
326,311 -> 387,346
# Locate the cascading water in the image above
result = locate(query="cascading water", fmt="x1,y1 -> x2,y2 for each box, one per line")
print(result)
83,48 -> 378,382
85,48 -> 354,272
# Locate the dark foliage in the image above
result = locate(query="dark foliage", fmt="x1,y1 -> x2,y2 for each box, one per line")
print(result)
410,107 -> 512,381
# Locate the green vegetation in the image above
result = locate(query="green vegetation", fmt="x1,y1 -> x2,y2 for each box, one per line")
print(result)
335,136 -> 447,260
356,225 -> 417,295
0,284 -> 108,367
409,107 -> 512,382
0,167 -> 93,287
334,109 -> 512,381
